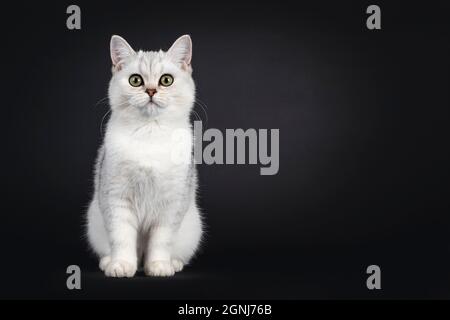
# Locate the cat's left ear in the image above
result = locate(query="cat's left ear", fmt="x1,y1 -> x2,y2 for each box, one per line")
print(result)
167,35 -> 192,71
110,35 -> 136,72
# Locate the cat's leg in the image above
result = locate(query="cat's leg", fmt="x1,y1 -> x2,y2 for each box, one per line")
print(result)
144,202 -> 202,276
143,199 -> 186,277
102,203 -> 139,278
171,203 -> 203,272
87,198 -> 111,271
144,224 -> 176,277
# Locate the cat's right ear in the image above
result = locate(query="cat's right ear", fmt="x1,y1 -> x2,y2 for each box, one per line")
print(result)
110,35 -> 135,72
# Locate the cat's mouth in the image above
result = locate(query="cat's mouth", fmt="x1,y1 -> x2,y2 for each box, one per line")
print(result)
130,96 -> 164,116
140,100 -> 165,118
146,100 -> 162,109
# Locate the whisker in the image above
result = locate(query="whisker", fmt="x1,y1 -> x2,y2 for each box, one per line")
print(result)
99,109 -> 112,135
196,97 -> 209,109
194,99 -> 209,128
93,96 -> 109,108
191,110 -> 201,122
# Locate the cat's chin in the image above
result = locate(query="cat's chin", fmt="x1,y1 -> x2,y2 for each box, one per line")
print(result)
147,101 -> 162,109
136,101 -> 164,118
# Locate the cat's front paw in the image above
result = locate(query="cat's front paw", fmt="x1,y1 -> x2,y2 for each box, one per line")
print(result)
99,256 -> 111,271
145,260 -> 175,277
172,259 -> 184,272
104,259 -> 137,278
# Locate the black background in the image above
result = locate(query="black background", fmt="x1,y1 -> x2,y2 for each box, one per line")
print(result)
1,0 -> 449,299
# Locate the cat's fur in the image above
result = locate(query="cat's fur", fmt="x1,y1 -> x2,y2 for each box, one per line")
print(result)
86,35 -> 203,277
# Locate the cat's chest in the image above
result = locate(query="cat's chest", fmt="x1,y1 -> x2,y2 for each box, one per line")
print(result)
122,139 -> 172,170
107,140 -> 188,209
118,163 -> 173,220
108,127 -> 192,172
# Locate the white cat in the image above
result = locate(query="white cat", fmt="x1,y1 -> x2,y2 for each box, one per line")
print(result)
86,35 -> 203,277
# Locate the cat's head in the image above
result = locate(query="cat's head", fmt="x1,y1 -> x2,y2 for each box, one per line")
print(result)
108,35 -> 195,121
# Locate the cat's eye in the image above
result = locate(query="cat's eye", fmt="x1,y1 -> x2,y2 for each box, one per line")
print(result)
129,74 -> 144,87
159,74 -> 174,87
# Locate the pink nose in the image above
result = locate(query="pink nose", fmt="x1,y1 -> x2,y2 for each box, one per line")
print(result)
147,88 -> 157,97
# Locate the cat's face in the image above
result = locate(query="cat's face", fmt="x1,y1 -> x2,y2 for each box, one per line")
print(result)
108,35 -> 195,121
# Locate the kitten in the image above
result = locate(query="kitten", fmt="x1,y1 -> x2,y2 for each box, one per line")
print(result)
86,35 -> 203,277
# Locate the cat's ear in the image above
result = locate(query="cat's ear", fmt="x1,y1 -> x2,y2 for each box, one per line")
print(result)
110,35 -> 135,71
167,35 -> 192,71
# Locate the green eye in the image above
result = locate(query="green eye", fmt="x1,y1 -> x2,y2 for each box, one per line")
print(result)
129,74 -> 143,87
159,74 -> 174,87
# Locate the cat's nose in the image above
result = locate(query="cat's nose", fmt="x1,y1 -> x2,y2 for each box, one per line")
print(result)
146,88 -> 157,97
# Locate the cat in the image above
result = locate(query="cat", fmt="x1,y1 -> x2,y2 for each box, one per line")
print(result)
86,35 -> 203,277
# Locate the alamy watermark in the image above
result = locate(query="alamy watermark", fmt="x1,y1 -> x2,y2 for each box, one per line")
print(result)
366,265 -> 381,290
170,121 -> 279,176
66,5 -> 81,30
366,5 -> 381,30
66,265 -> 81,290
